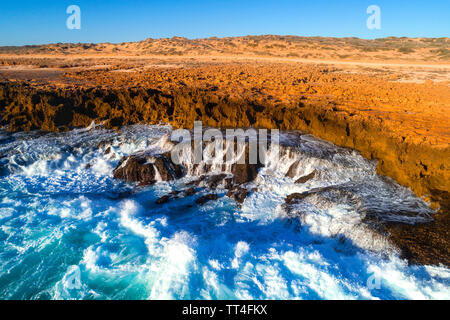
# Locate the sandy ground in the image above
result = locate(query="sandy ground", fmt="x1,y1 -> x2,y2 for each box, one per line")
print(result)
1,53 -> 449,83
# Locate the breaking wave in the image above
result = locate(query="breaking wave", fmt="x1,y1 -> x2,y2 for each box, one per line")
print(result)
0,125 -> 448,300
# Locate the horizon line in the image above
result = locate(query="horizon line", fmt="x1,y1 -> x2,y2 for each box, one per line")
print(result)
1,34 -> 449,48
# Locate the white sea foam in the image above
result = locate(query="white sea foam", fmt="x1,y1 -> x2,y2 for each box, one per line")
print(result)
0,125 -> 447,300
119,200 -> 160,251
147,231 -> 197,299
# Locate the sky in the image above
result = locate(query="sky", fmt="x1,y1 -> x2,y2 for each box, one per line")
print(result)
0,0 -> 448,46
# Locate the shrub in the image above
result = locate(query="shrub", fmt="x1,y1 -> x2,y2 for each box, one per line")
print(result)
398,47 -> 415,54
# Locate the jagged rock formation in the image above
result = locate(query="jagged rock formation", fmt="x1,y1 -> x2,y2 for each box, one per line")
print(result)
113,152 -> 184,185
195,193 -> 218,205
283,186 -> 448,266
0,59 -> 448,266
1,81 -> 447,218
113,140 -> 261,206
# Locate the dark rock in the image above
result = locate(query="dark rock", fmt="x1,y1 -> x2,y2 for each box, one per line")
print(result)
85,163 -> 91,169
154,152 -> 185,180
285,192 -> 309,205
283,188 -> 335,219
114,156 -> 156,185
226,186 -> 251,204
195,193 -> 218,205
382,212 -> 450,267
224,177 -> 234,189
231,144 -> 264,184
203,173 -> 229,189
286,160 -> 300,178
96,140 -> 115,150
156,195 -> 171,204
295,170 -> 317,183
113,152 -> 185,186
284,186 -> 353,205
188,174 -> 231,189
185,187 -> 196,196
186,176 -> 203,186
104,146 -> 112,155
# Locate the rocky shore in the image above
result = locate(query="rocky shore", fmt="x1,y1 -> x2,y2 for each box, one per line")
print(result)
0,57 -> 448,266
1,78 -> 448,211
106,134 -> 448,266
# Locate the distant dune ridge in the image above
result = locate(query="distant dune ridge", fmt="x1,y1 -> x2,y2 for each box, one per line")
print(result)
1,35 -> 449,62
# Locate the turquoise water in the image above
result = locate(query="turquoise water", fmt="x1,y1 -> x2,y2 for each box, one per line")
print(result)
0,125 -> 448,300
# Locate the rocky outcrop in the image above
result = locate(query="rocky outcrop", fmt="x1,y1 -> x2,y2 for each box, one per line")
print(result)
155,187 -> 198,205
231,144 -> 265,185
283,188 -> 448,267
193,174 -> 233,190
113,133 -> 262,206
1,81 -> 447,217
115,141 -> 260,205
295,170 -> 317,184
155,195 -> 171,204
185,187 -> 197,196
285,161 -> 318,183
195,193 -> 218,205
113,152 -> 184,186
382,212 -> 449,266
226,186 -> 251,204
1,77 -> 449,266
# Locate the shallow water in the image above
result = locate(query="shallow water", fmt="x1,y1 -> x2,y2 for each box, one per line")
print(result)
0,125 -> 448,300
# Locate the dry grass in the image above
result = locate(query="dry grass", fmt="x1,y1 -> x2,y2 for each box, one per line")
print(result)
1,35 -> 449,62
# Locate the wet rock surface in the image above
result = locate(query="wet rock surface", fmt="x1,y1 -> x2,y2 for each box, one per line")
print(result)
283,186 -> 449,267
231,157 -> 264,185
197,173 -> 232,189
113,152 -> 184,186
185,187 -> 196,196
382,213 -> 450,267
295,170 -> 317,183
1,81 -> 448,219
155,187 -> 199,205
195,193 -> 218,205
115,140 -> 262,207
155,195 -> 171,204
226,186 -> 251,204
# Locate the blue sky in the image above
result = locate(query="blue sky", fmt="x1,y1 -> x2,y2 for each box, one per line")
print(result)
0,0 -> 448,45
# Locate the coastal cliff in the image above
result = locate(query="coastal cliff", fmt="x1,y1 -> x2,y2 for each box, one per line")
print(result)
0,59 -> 449,265
1,80 -> 448,214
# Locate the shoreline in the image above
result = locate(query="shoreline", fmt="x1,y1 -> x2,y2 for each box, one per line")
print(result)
1,79 -> 448,211
0,55 -> 448,266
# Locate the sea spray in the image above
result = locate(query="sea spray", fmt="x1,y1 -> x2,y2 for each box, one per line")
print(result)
0,125 -> 447,300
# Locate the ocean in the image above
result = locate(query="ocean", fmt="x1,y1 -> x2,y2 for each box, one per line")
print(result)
0,125 -> 448,300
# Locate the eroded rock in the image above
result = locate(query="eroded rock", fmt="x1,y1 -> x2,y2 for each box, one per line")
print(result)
185,187 -> 197,196
231,144 -> 264,184
155,195 -> 171,204
195,193 -> 218,205
113,152 -> 184,186
226,186 -> 251,204
295,170 -> 317,183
